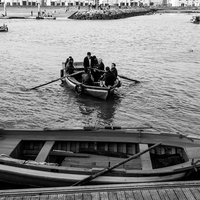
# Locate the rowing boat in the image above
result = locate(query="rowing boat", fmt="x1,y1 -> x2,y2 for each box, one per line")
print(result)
0,24 -> 8,32
61,62 -> 121,100
0,126 -> 200,187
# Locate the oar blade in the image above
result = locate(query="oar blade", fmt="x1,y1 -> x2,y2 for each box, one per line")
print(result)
118,75 -> 140,84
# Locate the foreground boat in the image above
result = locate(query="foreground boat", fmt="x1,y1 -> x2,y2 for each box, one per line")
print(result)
0,24 -> 8,32
61,62 -> 121,100
0,126 -> 200,187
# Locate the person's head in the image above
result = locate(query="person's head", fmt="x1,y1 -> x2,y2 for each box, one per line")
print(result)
111,63 -> 116,69
98,58 -> 103,63
87,52 -> 91,58
106,66 -> 110,72
69,56 -> 73,64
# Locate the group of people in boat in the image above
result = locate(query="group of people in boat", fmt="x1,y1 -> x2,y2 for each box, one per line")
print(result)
63,52 -> 119,87
82,52 -> 118,87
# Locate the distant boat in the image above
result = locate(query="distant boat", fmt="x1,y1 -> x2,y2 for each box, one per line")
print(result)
0,127 -> 200,187
191,16 -> 200,24
36,16 -> 56,20
0,24 -> 8,32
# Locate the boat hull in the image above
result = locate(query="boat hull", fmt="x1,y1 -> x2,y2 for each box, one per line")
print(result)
0,162 -> 188,187
1,128 -> 200,187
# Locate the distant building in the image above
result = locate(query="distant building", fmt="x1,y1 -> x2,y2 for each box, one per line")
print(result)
1,0 -> 200,6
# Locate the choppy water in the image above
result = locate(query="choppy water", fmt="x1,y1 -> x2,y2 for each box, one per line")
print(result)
0,13 -> 200,136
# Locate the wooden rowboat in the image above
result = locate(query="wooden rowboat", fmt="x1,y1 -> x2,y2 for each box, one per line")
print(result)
0,126 -> 200,187
0,24 -> 8,32
191,16 -> 200,24
61,62 -> 121,100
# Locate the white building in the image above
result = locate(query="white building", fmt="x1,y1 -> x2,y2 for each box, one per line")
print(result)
1,0 -> 200,6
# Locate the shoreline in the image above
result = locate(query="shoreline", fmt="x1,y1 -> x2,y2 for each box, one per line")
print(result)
0,6 -> 200,20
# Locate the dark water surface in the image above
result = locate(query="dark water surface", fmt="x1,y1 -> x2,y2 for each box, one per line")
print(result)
0,13 -> 200,135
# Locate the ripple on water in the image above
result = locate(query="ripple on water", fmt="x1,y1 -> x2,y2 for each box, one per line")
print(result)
0,14 -> 200,135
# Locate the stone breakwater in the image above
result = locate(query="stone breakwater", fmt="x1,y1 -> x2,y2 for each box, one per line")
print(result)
69,8 -> 155,20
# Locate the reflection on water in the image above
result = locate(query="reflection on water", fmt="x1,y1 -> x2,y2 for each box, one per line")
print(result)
76,93 -> 122,127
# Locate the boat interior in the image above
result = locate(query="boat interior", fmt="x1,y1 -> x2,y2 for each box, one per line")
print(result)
5,140 -> 188,171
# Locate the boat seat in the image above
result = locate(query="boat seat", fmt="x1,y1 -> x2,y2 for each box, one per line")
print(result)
139,144 -> 153,170
35,141 -> 55,162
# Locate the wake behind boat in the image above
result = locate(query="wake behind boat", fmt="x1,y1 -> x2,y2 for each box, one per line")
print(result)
0,126 -> 200,187
61,61 -> 121,100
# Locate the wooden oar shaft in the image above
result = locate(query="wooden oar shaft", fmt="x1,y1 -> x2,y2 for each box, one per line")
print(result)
29,77 -> 63,90
72,142 -> 161,186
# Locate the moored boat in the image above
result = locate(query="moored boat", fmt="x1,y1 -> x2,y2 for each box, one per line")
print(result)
0,126 -> 200,187
61,62 -> 121,100
36,16 -> 56,20
0,24 -> 8,32
191,16 -> 200,24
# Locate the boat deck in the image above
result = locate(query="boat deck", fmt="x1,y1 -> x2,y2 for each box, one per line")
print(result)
1,181 -> 200,200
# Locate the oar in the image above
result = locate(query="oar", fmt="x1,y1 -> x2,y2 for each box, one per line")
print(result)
29,77 -> 64,90
71,142 -> 161,186
90,68 -> 140,84
29,71 -> 83,90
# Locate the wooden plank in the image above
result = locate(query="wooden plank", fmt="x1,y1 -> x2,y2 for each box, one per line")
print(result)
190,188 -> 200,200
157,189 -> 170,200
165,189 -> 178,200
99,192 -> 109,200
64,194 -> 75,200
35,195 -> 48,200
22,196 -> 32,200
124,190 -> 136,200
30,196 -> 39,200
48,194 -> 58,200
173,188 -> 187,200
139,144 -> 153,170
57,194 -> 66,200
35,141 -> 55,162
82,193 -> 92,200
148,190 -> 160,200
74,193 -> 82,200
108,191 -> 118,200
132,190 -> 144,200
141,190 -> 152,200
116,191 -> 126,200
91,192 -> 100,200
0,139 -> 21,156
182,188 -> 196,200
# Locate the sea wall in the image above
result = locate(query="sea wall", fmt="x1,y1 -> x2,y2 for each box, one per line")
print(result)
68,8 -> 155,20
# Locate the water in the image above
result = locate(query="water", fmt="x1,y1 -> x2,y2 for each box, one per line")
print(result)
0,13 -> 200,135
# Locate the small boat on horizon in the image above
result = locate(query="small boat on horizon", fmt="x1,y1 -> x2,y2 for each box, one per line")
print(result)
191,15 -> 200,24
0,24 -> 8,32
0,126 -> 200,187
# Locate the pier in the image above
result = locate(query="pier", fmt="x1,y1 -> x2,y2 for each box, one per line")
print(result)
1,181 -> 200,199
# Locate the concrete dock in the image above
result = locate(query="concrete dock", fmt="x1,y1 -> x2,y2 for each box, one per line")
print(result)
1,181 -> 200,199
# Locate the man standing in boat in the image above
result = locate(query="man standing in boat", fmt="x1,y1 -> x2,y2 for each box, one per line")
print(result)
83,52 -> 94,70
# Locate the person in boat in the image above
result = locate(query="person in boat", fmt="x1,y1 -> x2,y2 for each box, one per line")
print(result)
83,52 -> 95,70
82,68 -> 94,85
93,58 -> 105,81
90,55 -> 99,81
100,66 -> 116,87
65,56 -> 75,75
111,63 -> 118,80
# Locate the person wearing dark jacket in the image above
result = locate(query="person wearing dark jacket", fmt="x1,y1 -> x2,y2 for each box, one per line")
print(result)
83,52 -> 93,70
111,63 -> 118,80
103,66 -> 116,87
